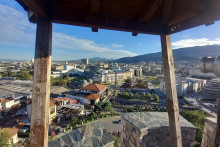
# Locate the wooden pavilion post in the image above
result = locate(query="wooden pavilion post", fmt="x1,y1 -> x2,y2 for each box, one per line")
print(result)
30,18 -> 52,147
160,34 -> 182,147
215,99 -> 220,146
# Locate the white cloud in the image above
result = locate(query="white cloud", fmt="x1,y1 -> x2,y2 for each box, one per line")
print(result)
109,43 -> 124,48
53,32 -> 136,59
0,3 -> 136,59
0,4 -> 36,46
172,38 -> 220,49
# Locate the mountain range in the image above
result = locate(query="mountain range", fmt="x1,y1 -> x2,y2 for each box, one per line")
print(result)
114,45 -> 220,63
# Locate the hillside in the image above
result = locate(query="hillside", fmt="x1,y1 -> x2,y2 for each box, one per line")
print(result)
114,45 -> 220,63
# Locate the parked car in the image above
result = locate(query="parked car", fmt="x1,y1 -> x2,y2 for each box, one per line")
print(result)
18,124 -> 30,134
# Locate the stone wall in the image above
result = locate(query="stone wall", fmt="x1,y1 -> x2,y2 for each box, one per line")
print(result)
201,117 -> 217,147
121,112 -> 196,147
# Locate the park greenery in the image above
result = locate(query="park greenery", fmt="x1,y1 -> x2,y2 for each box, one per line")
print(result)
111,101 -> 167,112
0,128 -> 11,147
51,75 -> 89,87
180,110 -> 209,143
111,135 -> 120,147
69,101 -> 119,129
117,91 -> 159,102
50,76 -> 71,87
1,70 -> 32,80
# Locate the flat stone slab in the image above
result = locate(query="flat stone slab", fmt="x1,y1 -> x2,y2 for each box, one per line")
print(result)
121,112 -> 196,132
48,121 -> 114,147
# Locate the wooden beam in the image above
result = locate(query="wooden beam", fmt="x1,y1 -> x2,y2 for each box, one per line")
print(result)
160,0 -> 174,26
160,34 -> 182,147
215,99 -> 220,147
52,15 -> 166,35
20,0 -> 47,18
132,32 -> 138,36
92,27 -> 98,32
167,8 -> 220,34
30,18 -> 52,147
91,0 -> 100,16
138,0 -> 163,23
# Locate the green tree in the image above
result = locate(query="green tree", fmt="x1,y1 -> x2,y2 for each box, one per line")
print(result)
0,128 -> 11,146
125,77 -> 132,84
2,71 -> 8,77
124,92 -> 129,98
146,93 -> 152,101
142,93 -> 146,99
129,92 -> 134,99
135,92 -> 139,99
180,110 -> 209,143
154,94 -> 159,102
102,101 -> 113,112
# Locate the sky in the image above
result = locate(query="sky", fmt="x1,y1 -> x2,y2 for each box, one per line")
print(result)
0,0 -> 220,61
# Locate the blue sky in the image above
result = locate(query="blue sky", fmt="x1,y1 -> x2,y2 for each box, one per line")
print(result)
0,0 -> 220,61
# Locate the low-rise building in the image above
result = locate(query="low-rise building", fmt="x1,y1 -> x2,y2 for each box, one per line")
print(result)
1,127 -> 19,145
49,100 -> 56,124
52,97 -> 78,106
0,98 -> 14,110
160,76 -> 207,96
85,94 -> 101,104
80,84 -> 107,95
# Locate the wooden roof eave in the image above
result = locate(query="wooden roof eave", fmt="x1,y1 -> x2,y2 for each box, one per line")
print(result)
168,7 -> 220,34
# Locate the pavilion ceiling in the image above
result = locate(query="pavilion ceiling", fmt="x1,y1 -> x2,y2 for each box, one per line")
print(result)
16,0 -> 220,35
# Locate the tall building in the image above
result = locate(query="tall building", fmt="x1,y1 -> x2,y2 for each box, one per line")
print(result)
81,58 -> 89,65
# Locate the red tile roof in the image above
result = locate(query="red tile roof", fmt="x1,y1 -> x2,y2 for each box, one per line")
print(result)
50,100 -> 55,107
81,84 -> 107,92
2,127 -> 18,137
52,97 -> 77,104
85,94 -> 101,101
0,98 -> 12,103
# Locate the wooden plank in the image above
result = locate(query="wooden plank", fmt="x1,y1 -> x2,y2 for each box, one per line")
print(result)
92,27 -> 98,32
52,15 -> 166,35
161,0 -> 174,26
138,0 -> 163,23
215,99 -> 220,146
20,0 -> 47,18
30,19 -> 52,147
160,34 -> 182,147
167,7 -> 220,34
91,0 -> 100,16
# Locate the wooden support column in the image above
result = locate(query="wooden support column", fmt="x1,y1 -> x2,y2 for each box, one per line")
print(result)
215,99 -> 220,146
30,19 -> 52,147
160,34 -> 182,147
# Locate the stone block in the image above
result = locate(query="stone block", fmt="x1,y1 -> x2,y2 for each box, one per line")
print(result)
128,140 -> 136,147
149,141 -> 157,147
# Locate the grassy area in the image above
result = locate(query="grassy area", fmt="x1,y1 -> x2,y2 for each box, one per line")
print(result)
69,112 -> 120,129
111,135 -> 120,147
180,110 -> 209,143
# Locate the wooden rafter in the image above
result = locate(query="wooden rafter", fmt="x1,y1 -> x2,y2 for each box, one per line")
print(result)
20,0 -> 47,18
91,0 -> 100,16
167,7 -> 220,34
160,0 -> 174,26
52,15 -> 166,35
138,0 -> 163,23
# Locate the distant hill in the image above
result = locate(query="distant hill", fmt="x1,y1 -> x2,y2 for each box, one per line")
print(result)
114,45 -> 220,63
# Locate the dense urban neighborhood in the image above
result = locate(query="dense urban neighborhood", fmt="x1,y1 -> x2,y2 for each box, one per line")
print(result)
0,58 -> 219,146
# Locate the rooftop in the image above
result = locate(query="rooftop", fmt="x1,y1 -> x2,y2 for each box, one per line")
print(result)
121,112 -> 196,132
81,84 -> 107,92
48,122 -> 114,147
85,94 -> 101,101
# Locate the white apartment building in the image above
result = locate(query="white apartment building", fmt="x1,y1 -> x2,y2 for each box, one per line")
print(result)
160,76 -> 207,96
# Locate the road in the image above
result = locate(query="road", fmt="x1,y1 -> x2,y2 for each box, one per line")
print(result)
98,116 -> 122,133
184,95 -> 217,117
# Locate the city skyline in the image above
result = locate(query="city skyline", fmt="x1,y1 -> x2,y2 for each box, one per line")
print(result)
0,0 -> 220,61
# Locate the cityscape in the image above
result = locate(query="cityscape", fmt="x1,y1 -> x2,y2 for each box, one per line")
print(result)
1,1 -> 220,147
1,55 -> 220,147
